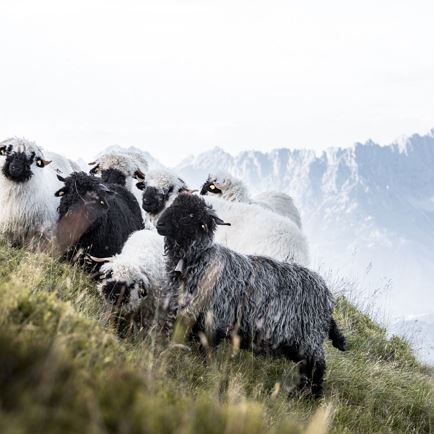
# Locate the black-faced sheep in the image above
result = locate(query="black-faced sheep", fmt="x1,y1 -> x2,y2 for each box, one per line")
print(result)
201,172 -> 303,229
136,169 -> 193,224
157,193 -> 346,398
55,172 -> 144,269
137,169 -> 309,265
0,137 -> 77,246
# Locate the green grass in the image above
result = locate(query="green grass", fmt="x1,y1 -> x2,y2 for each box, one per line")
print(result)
0,241 -> 432,434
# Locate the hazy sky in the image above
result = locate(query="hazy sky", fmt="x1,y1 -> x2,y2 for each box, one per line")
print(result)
1,0 -> 434,166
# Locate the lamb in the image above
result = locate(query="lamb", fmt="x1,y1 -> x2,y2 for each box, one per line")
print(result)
0,137 -> 77,246
157,193 -> 346,398
137,170 -> 309,265
88,149 -> 152,228
201,172 -> 302,229
90,229 -> 166,315
55,172 -> 144,269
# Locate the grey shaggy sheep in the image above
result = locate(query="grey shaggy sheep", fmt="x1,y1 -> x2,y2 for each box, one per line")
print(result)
157,193 -> 346,398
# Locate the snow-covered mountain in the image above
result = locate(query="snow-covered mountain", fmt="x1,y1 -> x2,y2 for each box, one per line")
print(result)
175,130 -> 434,326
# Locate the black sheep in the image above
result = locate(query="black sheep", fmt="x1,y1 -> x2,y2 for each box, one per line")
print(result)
55,172 -> 144,269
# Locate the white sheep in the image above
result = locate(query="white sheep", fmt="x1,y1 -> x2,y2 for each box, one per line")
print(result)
139,170 -> 310,265
0,137 -> 77,246
201,172 -> 302,229
91,229 -> 166,315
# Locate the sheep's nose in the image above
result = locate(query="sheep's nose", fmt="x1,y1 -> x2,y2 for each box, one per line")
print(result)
9,160 -> 25,177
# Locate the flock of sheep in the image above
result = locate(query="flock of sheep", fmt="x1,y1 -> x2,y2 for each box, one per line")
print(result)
0,137 -> 346,399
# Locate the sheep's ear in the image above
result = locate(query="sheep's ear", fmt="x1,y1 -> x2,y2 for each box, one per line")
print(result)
88,161 -> 97,165
55,188 -> 66,197
213,215 -> 231,226
136,181 -> 145,190
134,169 -> 145,180
89,164 -> 100,175
57,174 -> 66,183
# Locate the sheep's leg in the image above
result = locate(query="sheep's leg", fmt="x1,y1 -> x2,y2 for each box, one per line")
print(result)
311,357 -> 326,398
297,358 -> 313,395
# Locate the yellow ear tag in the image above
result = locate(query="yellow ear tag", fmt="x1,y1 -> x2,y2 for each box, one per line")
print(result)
58,191 -> 64,197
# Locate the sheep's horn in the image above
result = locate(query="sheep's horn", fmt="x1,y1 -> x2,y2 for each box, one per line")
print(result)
134,169 -> 146,180
57,174 -> 66,182
88,161 -> 98,166
43,160 -> 52,166
87,255 -> 112,264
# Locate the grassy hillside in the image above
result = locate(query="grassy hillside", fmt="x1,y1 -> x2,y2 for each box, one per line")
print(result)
0,241 -> 433,434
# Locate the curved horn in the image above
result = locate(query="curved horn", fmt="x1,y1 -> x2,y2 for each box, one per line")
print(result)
87,255 -> 112,264
134,169 -> 146,180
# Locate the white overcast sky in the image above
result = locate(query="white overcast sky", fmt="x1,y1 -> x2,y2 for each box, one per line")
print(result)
1,0 -> 433,166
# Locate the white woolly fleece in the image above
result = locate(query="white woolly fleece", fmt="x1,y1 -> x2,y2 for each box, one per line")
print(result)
206,172 -> 303,229
205,195 -> 309,266
0,137 -> 70,244
207,172 -> 251,202
95,150 -> 149,177
99,229 -> 166,312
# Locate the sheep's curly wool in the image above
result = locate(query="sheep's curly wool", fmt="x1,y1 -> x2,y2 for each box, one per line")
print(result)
158,193 -> 343,397
56,172 -> 144,268
92,150 -> 149,181
201,172 -> 303,229
0,137 -> 77,245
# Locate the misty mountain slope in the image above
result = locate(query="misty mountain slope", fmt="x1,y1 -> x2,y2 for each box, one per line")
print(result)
176,129 -> 434,322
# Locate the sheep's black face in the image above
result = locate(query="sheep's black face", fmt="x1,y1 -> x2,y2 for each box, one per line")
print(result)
138,183 -> 174,215
100,168 -> 127,187
56,172 -> 114,220
1,145 -> 39,183
157,193 -> 230,244
200,178 -> 222,196
0,142 -> 52,184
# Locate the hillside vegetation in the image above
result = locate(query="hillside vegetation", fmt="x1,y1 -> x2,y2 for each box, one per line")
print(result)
0,241 -> 433,434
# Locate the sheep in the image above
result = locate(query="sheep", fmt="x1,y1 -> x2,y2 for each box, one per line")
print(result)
90,229 -> 166,316
136,169 -> 193,224
201,172 -> 302,229
55,172 -> 144,269
156,193 -> 346,398
88,149 -> 152,228
137,170 -> 309,265
0,137 -> 77,246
